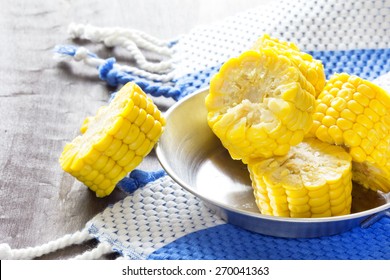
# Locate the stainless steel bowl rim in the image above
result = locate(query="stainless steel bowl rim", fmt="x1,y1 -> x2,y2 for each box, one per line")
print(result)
155,87 -> 390,225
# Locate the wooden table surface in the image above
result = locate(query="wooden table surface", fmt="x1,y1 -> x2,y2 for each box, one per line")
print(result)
0,0 -> 264,259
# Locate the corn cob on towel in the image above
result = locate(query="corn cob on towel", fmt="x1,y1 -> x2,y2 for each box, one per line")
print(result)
2,0 -> 390,260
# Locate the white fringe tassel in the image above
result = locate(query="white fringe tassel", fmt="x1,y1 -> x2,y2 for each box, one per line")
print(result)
71,242 -> 113,260
68,23 -> 174,74
0,229 -> 93,260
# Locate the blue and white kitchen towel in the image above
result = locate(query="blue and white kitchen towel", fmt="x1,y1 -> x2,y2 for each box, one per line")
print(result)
1,0 -> 389,260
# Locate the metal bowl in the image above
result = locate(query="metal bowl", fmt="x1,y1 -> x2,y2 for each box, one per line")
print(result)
155,87 -> 390,238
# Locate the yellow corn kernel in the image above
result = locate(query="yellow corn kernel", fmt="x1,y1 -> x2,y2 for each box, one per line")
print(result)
369,99 -> 387,116
140,114 -> 156,134
111,144 -> 129,162
310,201 -> 331,213
127,105 -> 140,123
114,118 -> 132,139
343,130 -> 361,147
70,157 -> 86,172
353,91 -> 370,107
315,124 -> 333,144
123,155 -> 143,173
92,155 -> 109,171
106,164 -> 123,179
322,116 -> 336,127
286,195 -> 309,206
84,170 -> 99,182
206,48 -> 315,162
349,146 -> 367,162
274,144 -> 290,156
100,158 -> 115,174
308,186 -> 329,199
326,107 -> 340,119
94,134 -> 114,152
331,203 -> 348,216
147,121 -> 163,140
330,191 -> 347,206
340,109 -> 356,122
329,184 -> 345,198
129,132 -> 146,150
327,125 -> 344,145
248,139 -> 352,218
136,138 -> 152,156
356,114 -> 373,130
134,108 -> 147,127
316,103 -> 328,114
138,95 -> 147,111
59,82 -> 165,197
337,88 -> 354,100
93,174 -> 105,185
360,138 -> 374,155
117,150 -> 135,167
357,84 -> 376,99
78,164 -> 93,177
290,129 -> 306,146
274,129 -> 293,144
104,138 -> 122,157
347,100 -> 365,114
364,108 -> 380,123
374,123 -> 387,139
80,147 -> 101,165
309,73 -> 390,193
352,122 -> 368,139
313,112 -> 324,123
330,97 -> 347,112
123,124 -> 140,144
336,118 -> 353,130
131,91 -> 141,106
367,129 -> 380,146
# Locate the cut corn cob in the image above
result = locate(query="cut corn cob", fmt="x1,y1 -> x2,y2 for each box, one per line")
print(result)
59,82 -> 165,197
248,138 -> 353,218
206,49 -> 316,162
252,34 -> 326,97
308,73 -> 390,193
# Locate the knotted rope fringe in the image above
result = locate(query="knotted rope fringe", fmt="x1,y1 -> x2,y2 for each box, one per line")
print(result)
117,169 -> 166,194
55,45 -> 175,83
0,169 -> 162,260
68,23 -> 173,74
0,229 -> 92,260
71,242 -> 113,260
55,45 -> 183,100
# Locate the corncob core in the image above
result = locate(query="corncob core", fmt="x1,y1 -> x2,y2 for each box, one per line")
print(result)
248,138 -> 353,218
252,34 -> 326,97
59,82 -> 165,197
206,49 -> 316,162
308,73 -> 390,193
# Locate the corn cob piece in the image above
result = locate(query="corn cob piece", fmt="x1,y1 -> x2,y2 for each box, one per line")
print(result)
248,138 -> 353,218
308,73 -> 390,193
252,34 -> 326,97
59,82 -> 165,197
206,49 -> 316,162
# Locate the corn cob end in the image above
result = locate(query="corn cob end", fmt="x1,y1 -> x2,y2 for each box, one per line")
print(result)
248,138 -> 353,218
59,82 -> 165,197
